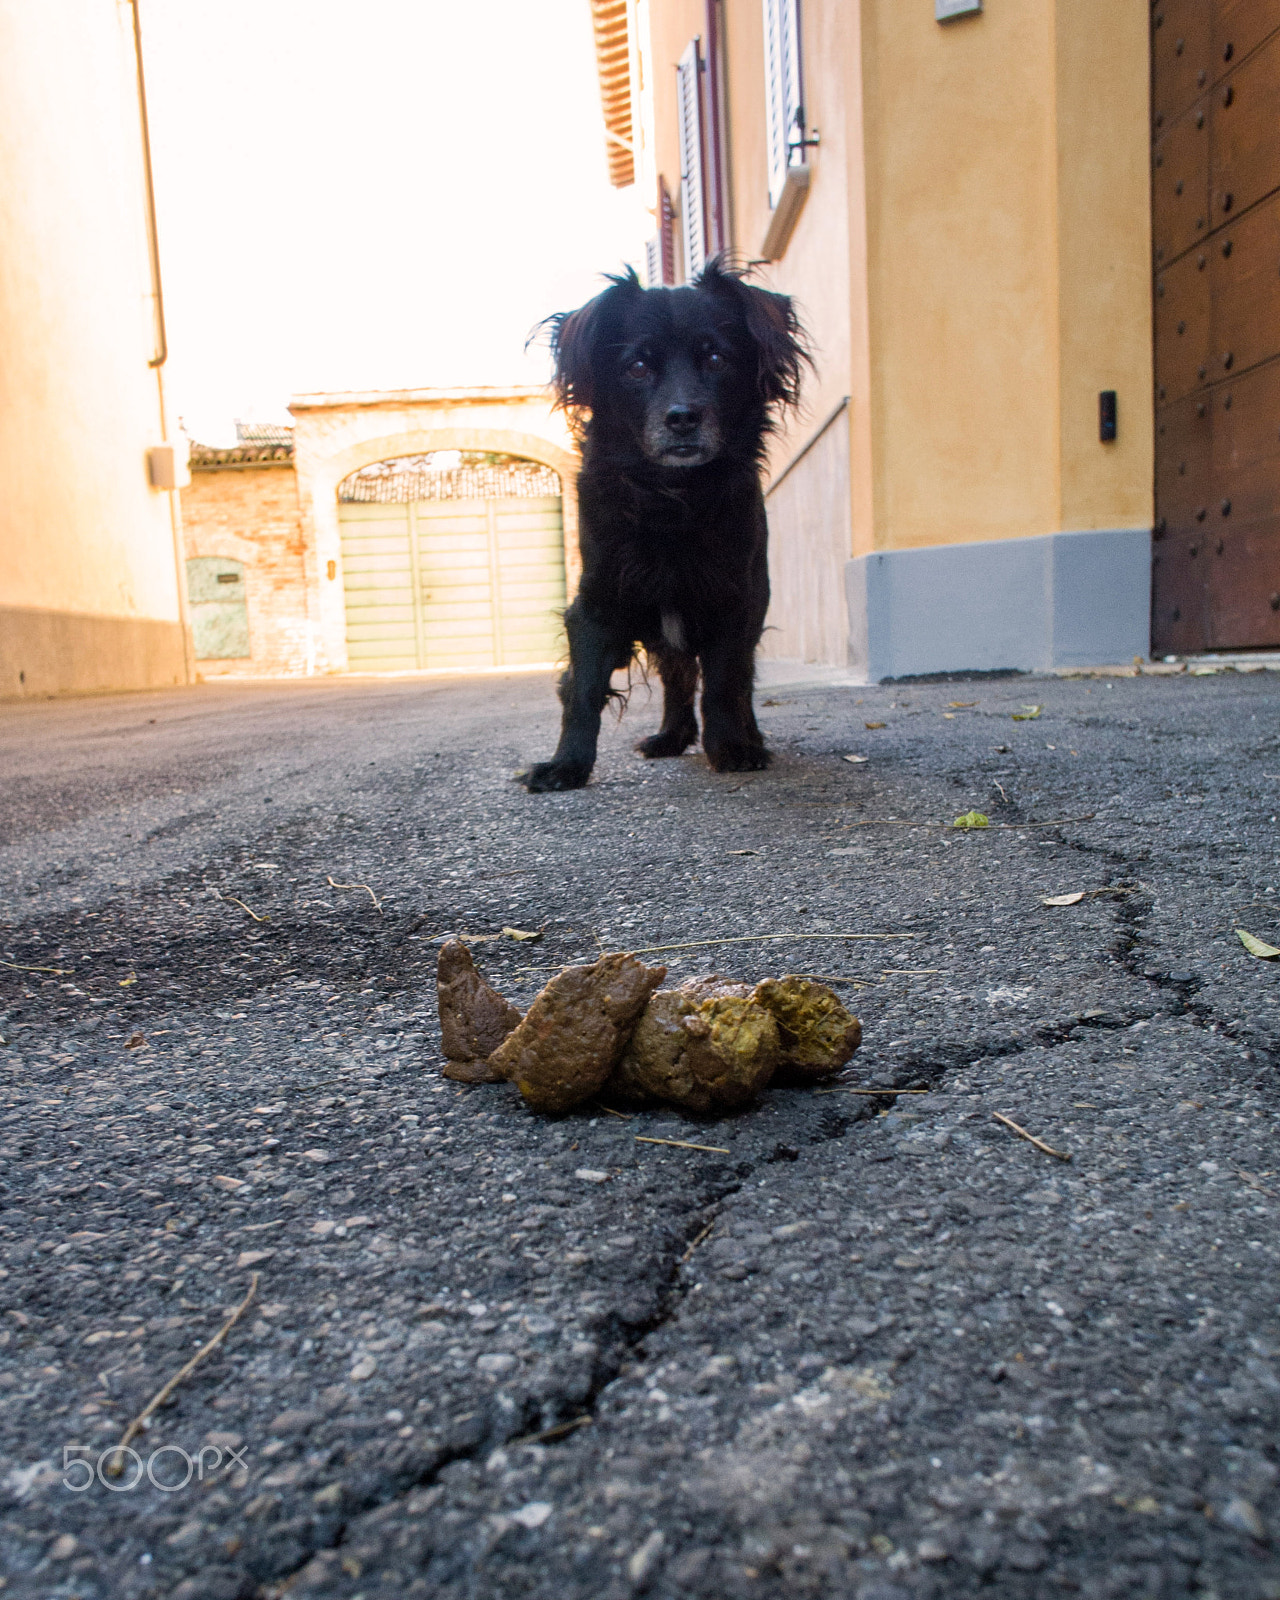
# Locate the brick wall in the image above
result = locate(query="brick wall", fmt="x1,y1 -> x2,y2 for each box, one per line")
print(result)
179,463 -> 312,677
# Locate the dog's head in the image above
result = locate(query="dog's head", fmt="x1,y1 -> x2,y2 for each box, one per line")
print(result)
542,259 -> 810,469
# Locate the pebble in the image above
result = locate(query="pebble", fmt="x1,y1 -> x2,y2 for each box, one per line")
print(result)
511,1501 -> 553,1530
627,1529 -> 666,1584
476,1353 -> 517,1376
1219,1496 -> 1268,1541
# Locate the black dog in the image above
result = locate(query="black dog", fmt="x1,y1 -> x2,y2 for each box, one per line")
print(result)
520,258 -> 809,793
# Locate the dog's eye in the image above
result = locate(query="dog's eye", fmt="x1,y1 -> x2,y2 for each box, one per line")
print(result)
705,350 -> 726,371
624,358 -> 649,380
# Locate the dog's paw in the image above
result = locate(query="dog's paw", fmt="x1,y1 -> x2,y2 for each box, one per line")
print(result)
636,725 -> 698,760
520,759 -> 593,792
705,742 -> 771,773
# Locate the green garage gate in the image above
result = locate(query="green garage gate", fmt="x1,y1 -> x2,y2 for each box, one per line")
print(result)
337,455 -> 567,671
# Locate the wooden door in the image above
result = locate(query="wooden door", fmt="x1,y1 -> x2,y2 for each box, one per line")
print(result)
338,493 -> 566,671
1152,1 -> 1280,650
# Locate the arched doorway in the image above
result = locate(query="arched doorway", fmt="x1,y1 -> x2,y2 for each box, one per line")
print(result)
336,451 -> 567,671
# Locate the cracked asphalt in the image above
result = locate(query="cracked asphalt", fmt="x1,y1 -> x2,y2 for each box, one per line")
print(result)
0,664 -> 1278,1600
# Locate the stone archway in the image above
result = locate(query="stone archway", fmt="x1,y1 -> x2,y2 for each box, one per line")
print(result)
289,388 -> 579,673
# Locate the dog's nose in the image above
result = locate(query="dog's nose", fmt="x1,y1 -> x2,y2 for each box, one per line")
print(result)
665,404 -> 702,436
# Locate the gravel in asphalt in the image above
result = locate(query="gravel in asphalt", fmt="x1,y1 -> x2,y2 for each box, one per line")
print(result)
0,666 -> 1277,1599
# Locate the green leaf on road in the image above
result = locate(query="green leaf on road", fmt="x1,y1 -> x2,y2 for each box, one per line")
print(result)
1012,705 -> 1042,721
953,811 -> 989,829
1236,928 -> 1280,959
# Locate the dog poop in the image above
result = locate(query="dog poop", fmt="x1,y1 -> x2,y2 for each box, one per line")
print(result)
487,952 -> 667,1114
434,950 -> 862,1115
436,940 -> 523,1083
753,976 -> 862,1080
610,976 -> 780,1113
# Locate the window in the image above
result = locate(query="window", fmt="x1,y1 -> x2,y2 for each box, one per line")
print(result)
763,0 -> 803,210
676,38 -> 706,279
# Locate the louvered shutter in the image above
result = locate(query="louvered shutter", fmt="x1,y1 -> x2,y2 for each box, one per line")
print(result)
644,172 -> 678,287
658,175 -> 677,284
676,39 -> 706,280
645,237 -> 662,288
763,0 -> 803,210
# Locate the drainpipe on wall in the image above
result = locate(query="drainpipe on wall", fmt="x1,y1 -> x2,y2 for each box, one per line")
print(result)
128,0 -> 194,685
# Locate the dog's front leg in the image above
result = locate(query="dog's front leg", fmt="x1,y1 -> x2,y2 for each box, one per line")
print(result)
636,646 -> 699,759
522,604 -> 629,792
699,633 -> 770,773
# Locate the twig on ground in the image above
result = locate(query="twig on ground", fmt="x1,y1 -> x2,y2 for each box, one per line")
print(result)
793,973 -> 878,987
1238,1169 -> 1276,1198
681,1221 -> 716,1262
212,888 -> 269,923
626,932 -> 915,954
880,968 -> 943,976
0,959 -> 74,975
845,815 -> 1096,830
636,1135 -> 731,1155
816,1087 -> 929,1096
227,897 -> 269,922
992,1111 -> 1072,1161
597,1105 -> 632,1120
107,1274 -> 259,1471
512,1414 -> 592,1447
327,876 -> 382,913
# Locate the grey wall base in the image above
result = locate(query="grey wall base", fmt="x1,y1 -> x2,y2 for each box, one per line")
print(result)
846,526 -> 1151,680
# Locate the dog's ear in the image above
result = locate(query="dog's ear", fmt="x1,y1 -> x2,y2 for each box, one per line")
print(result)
698,258 -> 811,409
536,268 -> 644,419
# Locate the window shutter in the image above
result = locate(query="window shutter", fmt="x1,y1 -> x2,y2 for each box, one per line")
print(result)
763,0 -> 803,210
659,174 -> 677,285
676,38 -> 706,280
644,177 -> 678,287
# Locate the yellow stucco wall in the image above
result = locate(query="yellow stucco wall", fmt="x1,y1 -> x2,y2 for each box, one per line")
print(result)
1054,0 -> 1154,534
0,1 -> 187,696
861,0 -> 1061,549
641,0 -> 1153,560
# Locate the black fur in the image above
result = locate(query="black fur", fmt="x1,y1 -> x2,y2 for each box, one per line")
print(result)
521,259 -> 810,793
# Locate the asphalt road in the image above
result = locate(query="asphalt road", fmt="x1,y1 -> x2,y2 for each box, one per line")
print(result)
0,664 -> 1278,1600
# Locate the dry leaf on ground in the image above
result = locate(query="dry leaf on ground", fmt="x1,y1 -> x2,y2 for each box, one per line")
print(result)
1043,891 -> 1087,907
502,927 -> 543,942
864,721 -> 887,729
1236,928 -> 1280,959
843,754 -> 869,763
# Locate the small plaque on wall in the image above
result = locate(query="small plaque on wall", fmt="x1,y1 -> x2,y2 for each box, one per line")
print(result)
936,0 -> 981,19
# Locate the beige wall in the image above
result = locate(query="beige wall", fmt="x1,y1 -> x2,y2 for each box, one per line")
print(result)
641,0 -> 1154,605
0,0 -> 188,697
644,1 -> 865,660
180,463 -> 310,678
